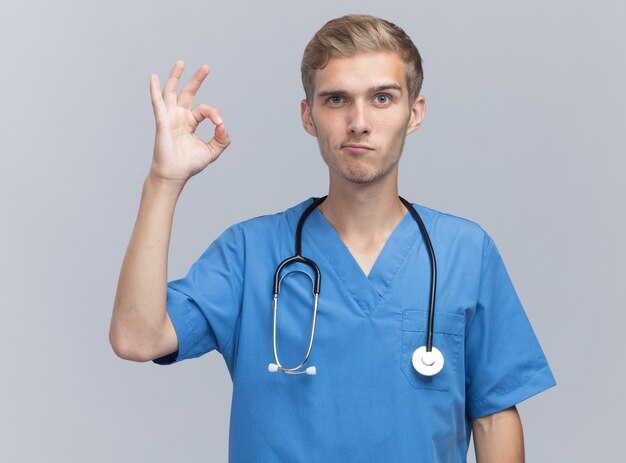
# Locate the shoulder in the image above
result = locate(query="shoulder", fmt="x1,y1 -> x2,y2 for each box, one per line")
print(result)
411,202 -> 493,253
414,204 -> 495,266
226,198 -> 315,240
198,199 -> 315,260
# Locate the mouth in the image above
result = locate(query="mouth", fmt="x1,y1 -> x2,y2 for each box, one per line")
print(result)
342,144 -> 373,155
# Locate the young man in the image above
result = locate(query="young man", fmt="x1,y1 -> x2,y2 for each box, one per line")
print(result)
110,14 -> 556,462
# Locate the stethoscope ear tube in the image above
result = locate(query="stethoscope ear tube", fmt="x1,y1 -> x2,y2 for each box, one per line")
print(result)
270,197 -> 327,375
269,286 -> 320,375
269,196 -> 444,377
294,196 -> 328,257
273,255 -> 321,296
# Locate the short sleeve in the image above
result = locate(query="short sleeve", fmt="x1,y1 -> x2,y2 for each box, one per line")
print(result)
465,234 -> 556,418
152,224 -> 245,365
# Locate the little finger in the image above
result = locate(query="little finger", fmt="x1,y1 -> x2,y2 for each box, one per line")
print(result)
149,73 -> 167,121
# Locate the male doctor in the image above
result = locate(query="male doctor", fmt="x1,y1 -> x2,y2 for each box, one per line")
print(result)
110,14 -> 555,463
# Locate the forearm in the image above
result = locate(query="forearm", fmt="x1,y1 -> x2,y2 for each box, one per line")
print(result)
472,406 -> 525,463
109,173 -> 185,360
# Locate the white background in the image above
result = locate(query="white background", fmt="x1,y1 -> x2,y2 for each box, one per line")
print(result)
0,0 -> 624,461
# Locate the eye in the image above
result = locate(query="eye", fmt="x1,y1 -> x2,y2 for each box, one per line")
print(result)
375,94 -> 391,104
328,95 -> 343,104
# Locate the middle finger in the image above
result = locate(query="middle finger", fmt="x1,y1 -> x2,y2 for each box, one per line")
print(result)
178,64 -> 210,110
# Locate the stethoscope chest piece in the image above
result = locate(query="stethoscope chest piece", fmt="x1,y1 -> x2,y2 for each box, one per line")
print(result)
269,195 -> 444,378
412,346 -> 444,377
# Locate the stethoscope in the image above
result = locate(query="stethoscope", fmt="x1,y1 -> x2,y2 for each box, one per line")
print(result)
268,196 -> 444,377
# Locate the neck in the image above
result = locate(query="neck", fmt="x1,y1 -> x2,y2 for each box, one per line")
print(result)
318,172 -> 407,241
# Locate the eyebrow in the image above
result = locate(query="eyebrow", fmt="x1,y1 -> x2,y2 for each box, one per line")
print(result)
316,84 -> 403,99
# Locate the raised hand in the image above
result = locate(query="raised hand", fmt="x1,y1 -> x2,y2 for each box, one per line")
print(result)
148,60 -> 231,184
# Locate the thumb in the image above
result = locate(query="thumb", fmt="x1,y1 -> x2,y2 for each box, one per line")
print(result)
207,123 -> 231,155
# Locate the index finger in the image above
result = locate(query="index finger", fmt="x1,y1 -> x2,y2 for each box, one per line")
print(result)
162,60 -> 185,107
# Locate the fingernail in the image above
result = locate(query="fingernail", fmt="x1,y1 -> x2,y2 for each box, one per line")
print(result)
217,117 -> 223,125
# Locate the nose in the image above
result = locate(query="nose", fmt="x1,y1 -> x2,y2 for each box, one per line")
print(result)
347,100 -> 370,136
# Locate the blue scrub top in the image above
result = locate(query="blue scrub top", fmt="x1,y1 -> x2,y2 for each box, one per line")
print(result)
154,198 -> 556,462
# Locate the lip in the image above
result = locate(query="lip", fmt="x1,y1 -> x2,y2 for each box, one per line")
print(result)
342,144 -> 373,155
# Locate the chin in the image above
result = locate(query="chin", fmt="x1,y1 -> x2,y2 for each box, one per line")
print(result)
342,167 -> 383,185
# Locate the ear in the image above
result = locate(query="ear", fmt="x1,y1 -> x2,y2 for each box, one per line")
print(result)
406,95 -> 426,135
301,99 -> 318,137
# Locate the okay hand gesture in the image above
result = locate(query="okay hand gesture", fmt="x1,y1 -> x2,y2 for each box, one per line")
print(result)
148,60 -> 231,184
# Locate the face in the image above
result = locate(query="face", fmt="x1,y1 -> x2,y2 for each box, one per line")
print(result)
301,51 -> 426,186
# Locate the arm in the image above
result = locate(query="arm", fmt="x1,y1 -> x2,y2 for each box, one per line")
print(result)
472,406 -> 525,463
109,60 -> 230,362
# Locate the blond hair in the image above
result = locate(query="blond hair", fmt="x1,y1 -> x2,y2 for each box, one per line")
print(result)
301,14 -> 424,105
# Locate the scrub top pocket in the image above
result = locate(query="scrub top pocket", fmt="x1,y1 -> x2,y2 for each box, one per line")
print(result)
401,309 -> 465,391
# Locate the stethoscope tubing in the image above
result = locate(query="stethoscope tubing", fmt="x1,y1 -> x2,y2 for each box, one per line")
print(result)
270,197 -> 326,374
399,196 -> 437,352
270,195 -> 438,375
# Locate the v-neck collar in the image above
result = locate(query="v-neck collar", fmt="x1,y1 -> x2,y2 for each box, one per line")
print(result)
302,205 -> 422,316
